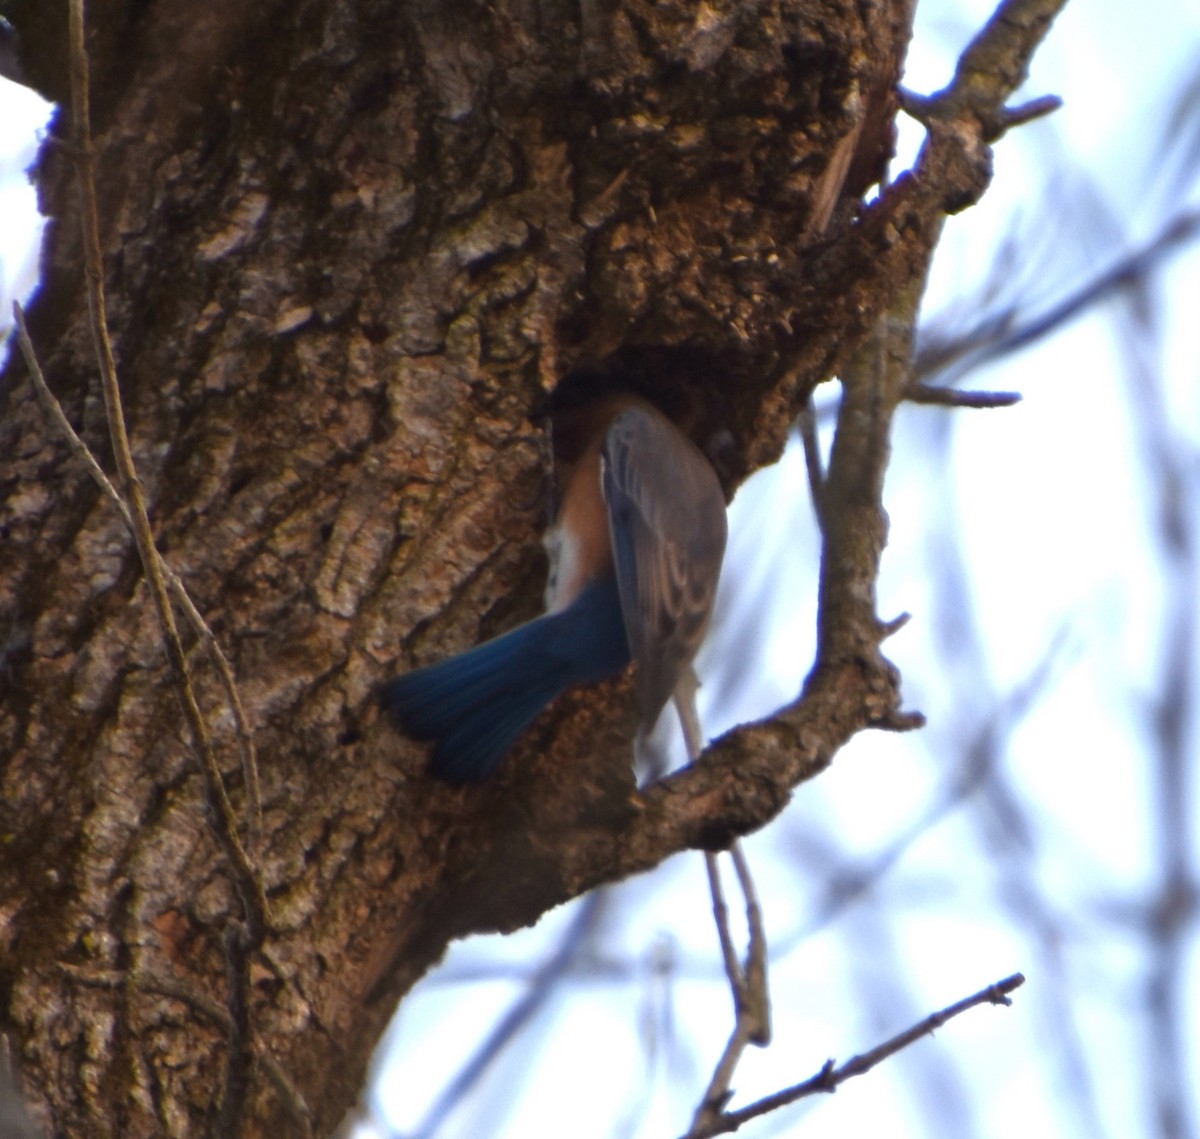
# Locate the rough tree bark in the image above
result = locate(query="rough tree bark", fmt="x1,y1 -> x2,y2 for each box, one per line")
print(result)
0,0 -> 1065,1135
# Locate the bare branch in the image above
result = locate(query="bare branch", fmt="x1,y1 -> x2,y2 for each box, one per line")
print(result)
994,93 -> 1063,132
904,381 -> 1022,408
682,974 -> 1027,1139
66,0 -> 265,934
688,843 -> 771,1136
217,927 -> 255,1139
939,0 -> 1066,141
62,2 -> 272,1131
895,0 -> 1068,221
728,844 -> 769,1047
704,854 -> 743,1015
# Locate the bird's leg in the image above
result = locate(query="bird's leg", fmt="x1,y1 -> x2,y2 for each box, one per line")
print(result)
672,666 -> 704,764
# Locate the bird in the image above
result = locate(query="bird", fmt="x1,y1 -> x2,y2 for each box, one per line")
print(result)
379,392 -> 728,783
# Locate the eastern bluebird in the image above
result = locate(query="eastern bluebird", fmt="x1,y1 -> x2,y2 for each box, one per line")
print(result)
379,394 -> 727,782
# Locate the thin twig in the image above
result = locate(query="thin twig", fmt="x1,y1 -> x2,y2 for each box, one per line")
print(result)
681,973 -> 1026,1139
704,854 -> 742,1009
12,301 -> 263,835
903,381 -> 1022,408
728,843 -> 769,1046
992,93 -> 1063,134
66,0 -> 265,935
678,661 -> 774,1130
690,1011 -> 754,1127
690,842 -> 772,1133
65,1 -> 269,1130
678,655 -> 773,1128
217,926 -> 255,1139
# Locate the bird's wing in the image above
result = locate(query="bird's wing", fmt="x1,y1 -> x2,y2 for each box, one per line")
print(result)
600,405 -> 727,726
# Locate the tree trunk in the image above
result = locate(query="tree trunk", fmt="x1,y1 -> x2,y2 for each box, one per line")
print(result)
0,0 -> 1060,1134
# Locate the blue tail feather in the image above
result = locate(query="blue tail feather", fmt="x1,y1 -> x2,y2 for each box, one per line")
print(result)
380,575 -> 630,782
